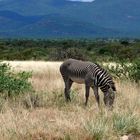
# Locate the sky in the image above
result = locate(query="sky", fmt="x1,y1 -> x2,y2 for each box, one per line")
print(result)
68,0 -> 95,2
0,0 -> 95,2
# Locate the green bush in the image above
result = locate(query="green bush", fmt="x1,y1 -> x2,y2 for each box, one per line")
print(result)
49,47 -> 88,61
129,59 -> 140,83
105,62 -> 130,79
0,63 -> 32,96
105,59 -> 140,83
66,48 -> 88,60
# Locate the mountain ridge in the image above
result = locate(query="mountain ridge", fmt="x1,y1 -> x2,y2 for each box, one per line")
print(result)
0,0 -> 140,38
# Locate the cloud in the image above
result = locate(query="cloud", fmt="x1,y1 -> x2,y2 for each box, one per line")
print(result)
67,0 -> 95,2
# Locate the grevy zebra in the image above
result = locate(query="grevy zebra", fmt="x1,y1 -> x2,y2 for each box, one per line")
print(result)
60,59 -> 116,107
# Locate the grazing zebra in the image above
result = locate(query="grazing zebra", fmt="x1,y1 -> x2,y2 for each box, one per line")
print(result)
60,59 -> 116,107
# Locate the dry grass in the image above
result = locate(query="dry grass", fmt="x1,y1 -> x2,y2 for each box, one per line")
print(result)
0,61 -> 140,140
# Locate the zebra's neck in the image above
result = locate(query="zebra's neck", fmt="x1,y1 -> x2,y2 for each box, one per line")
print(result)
91,64 -> 112,88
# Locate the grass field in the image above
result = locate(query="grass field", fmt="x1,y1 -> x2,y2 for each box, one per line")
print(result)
0,61 -> 140,140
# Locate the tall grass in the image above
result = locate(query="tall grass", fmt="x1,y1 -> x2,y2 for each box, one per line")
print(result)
84,116 -> 109,140
113,113 -> 140,136
0,61 -> 139,140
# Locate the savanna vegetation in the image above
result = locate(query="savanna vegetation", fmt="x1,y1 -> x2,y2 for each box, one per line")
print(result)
0,39 -> 140,62
1,38 -> 140,82
0,39 -> 140,140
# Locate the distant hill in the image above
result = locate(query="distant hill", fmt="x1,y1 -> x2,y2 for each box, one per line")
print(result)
0,0 -> 140,38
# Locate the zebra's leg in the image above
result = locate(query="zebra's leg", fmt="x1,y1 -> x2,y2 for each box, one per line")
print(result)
85,85 -> 90,106
91,85 -> 100,107
64,79 -> 73,102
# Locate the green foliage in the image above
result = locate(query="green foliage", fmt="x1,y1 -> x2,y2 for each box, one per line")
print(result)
0,39 -> 139,62
105,62 -> 130,79
0,63 -> 32,96
49,47 -> 88,61
1,38 -> 140,82
113,113 -> 140,135
105,59 -> 140,83
129,59 -> 140,83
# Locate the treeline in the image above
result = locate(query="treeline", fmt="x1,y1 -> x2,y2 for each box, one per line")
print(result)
0,39 -> 140,62
0,38 -> 140,82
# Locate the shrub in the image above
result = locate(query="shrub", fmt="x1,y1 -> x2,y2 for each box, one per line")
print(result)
129,59 -> 140,83
66,48 -> 88,60
49,47 -> 88,61
0,63 -> 32,97
105,62 -> 130,79
105,59 -> 140,83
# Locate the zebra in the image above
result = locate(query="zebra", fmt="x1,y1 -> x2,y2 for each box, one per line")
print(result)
60,59 -> 116,107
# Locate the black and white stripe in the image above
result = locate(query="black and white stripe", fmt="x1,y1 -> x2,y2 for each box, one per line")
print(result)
90,63 -> 115,92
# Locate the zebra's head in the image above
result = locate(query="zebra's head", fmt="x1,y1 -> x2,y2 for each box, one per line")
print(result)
102,81 -> 116,108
